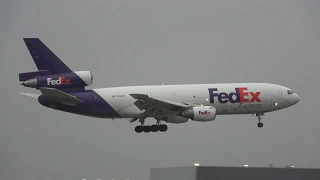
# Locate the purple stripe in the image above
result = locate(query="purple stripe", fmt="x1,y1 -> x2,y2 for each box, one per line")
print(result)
38,90 -> 120,118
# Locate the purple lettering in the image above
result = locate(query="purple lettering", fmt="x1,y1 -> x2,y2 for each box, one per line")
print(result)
229,89 -> 240,103
218,92 -> 229,104
208,87 -> 261,104
208,88 -> 218,103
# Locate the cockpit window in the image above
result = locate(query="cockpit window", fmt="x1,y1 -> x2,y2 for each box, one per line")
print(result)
287,90 -> 294,95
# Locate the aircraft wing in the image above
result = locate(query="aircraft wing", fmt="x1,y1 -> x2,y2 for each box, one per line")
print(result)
39,87 -> 83,106
129,93 -> 189,117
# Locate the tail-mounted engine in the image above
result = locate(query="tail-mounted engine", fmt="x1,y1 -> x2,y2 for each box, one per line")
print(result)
180,106 -> 217,122
20,71 -> 93,89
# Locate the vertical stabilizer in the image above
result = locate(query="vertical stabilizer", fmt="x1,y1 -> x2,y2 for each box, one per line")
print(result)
20,38 -> 86,92
23,38 -> 72,73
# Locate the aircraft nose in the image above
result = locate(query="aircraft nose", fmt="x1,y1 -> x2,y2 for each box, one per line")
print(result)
293,93 -> 300,104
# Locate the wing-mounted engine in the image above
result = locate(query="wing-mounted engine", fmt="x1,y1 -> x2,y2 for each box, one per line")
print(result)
157,116 -> 189,124
20,71 -> 93,89
180,106 -> 217,122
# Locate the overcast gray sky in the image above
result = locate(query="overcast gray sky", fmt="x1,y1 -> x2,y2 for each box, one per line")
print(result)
1,0 -> 320,179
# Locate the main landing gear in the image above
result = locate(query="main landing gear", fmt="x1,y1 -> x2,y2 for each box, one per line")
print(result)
135,124 -> 168,133
130,117 -> 168,133
135,121 -> 168,133
256,113 -> 264,128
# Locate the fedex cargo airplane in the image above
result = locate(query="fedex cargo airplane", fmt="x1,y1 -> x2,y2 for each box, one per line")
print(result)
19,38 -> 300,133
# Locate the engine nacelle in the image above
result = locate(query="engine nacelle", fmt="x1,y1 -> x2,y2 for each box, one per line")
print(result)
181,106 -> 217,122
20,71 -> 93,89
159,116 -> 189,124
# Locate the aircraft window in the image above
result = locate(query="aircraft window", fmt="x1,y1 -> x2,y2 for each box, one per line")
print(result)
287,90 -> 294,95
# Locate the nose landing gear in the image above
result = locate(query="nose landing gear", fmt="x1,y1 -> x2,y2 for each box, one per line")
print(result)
256,113 -> 264,128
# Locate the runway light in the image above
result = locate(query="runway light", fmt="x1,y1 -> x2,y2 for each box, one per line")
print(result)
290,166 -> 295,168
194,163 -> 200,166
244,165 -> 249,167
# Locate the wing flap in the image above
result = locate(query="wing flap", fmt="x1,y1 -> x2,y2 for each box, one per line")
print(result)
133,99 -> 148,111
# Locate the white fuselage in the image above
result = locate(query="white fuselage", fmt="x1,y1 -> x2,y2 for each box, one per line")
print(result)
92,83 -> 300,118
19,38 -> 301,131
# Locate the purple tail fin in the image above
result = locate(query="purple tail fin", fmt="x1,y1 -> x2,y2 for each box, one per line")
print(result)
23,38 -> 72,73
21,38 -> 86,92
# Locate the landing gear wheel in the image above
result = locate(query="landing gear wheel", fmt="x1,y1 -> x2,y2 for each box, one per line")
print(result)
159,124 -> 168,132
257,122 -> 263,128
151,125 -> 159,132
135,126 -> 143,133
143,126 -> 151,133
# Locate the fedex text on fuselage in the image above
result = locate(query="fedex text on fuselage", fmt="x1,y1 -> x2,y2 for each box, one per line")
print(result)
208,87 -> 261,104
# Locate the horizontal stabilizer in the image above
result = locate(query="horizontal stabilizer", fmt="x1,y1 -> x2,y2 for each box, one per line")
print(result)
39,87 -> 83,105
19,92 -> 40,98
